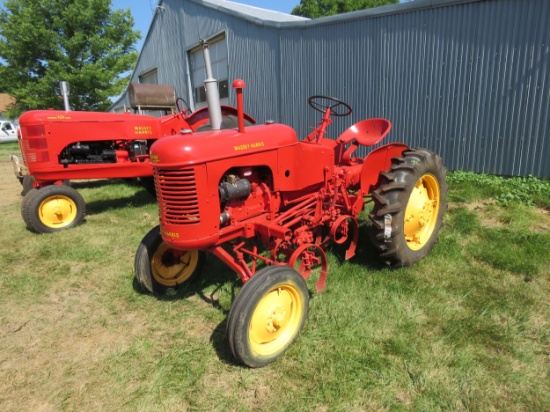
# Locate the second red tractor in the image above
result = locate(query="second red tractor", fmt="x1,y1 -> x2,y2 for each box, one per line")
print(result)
15,85 -> 254,233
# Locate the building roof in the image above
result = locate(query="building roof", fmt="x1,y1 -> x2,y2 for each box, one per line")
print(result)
180,0 -> 479,29
198,0 -> 308,23
0,93 -> 15,113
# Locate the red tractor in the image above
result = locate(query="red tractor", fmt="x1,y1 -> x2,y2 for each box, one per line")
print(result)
14,83 -> 254,234
135,80 -> 448,368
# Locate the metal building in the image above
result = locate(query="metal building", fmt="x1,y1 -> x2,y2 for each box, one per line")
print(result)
111,0 -> 550,178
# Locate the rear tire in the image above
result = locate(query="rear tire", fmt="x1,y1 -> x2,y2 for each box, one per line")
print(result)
22,185 -> 86,233
369,148 -> 448,267
227,266 -> 309,368
21,175 -> 35,196
134,225 -> 205,295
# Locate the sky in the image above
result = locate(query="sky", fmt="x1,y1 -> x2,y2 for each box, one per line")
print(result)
112,1 -> 300,50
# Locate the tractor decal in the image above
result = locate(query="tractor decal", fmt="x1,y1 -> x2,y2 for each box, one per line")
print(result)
234,141 -> 265,151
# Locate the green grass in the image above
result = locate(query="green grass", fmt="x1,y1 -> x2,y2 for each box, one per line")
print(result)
1,142 -> 549,411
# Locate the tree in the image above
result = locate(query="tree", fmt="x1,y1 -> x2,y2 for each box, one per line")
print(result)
292,0 -> 399,19
0,0 -> 140,116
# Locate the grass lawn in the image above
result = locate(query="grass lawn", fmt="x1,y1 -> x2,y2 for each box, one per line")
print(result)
0,141 -> 549,411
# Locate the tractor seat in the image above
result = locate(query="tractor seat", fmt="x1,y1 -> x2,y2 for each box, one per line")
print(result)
336,118 -> 392,165
337,118 -> 392,147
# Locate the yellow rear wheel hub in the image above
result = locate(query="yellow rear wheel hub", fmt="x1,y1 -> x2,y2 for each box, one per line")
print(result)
249,284 -> 303,356
151,244 -> 199,286
38,195 -> 78,229
404,173 -> 440,251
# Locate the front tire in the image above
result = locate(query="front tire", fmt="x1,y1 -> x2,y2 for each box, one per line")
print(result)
138,176 -> 156,198
21,188 -> 38,223
369,148 -> 448,267
22,185 -> 86,233
134,225 -> 205,295
227,266 -> 309,368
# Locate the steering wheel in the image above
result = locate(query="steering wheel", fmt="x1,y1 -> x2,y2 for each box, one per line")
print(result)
308,95 -> 352,117
176,97 -> 191,115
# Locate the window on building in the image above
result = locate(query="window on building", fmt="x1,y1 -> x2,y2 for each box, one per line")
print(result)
139,69 -> 158,84
189,35 -> 229,109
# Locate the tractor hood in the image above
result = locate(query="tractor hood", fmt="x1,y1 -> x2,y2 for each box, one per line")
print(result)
149,123 -> 298,167
19,109 -> 151,124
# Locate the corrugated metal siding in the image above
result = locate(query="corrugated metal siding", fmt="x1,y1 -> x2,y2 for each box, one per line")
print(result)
119,0 -> 550,178
126,0 -> 282,122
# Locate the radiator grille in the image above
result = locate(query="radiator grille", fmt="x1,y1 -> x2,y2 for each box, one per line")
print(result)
21,129 -> 48,164
155,168 -> 200,225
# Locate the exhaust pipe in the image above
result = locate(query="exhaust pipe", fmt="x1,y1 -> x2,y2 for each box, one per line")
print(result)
201,40 -> 223,130
60,81 -> 70,111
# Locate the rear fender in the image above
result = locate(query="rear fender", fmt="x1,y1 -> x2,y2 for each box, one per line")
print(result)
159,112 -> 192,136
185,106 -> 256,131
360,143 -> 409,195
33,180 -> 66,189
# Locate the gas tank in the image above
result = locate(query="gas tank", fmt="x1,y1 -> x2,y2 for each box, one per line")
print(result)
149,123 -> 298,167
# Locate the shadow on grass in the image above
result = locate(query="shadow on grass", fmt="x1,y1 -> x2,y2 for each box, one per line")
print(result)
333,222 -> 388,271
19,179 -> 156,232
69,177 -> 147,190
130,254 -> 244,366
83,179 -> 156,216
210,319 -> 242,367
85,191 -> 155,216
129,221 -> 389,367
131,254 -> 239,302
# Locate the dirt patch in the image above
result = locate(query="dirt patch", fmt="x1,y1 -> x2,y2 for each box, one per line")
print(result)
457,201 -> 550,232
532,208 -> 550,232
0,291 -> 137,411
462,201 -> 505,229
0,156 -> 24,209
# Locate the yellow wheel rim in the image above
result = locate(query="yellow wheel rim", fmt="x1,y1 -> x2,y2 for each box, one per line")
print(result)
404,173 -> 440,251
151,244 -> 199,287
249,284 -> 304,356
38,195 -> 78,229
